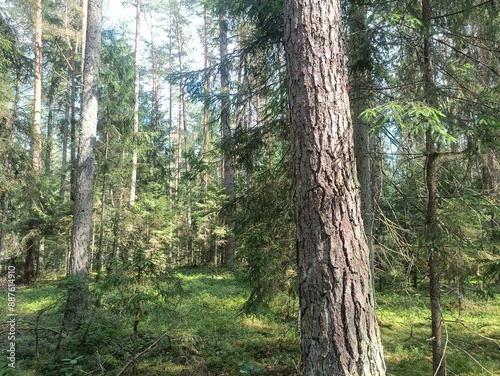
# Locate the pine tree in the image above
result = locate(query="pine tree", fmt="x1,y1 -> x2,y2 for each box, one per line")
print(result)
284,0 -> 386,374
65,0 -> 103,328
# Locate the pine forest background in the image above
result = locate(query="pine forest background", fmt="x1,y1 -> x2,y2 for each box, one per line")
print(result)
0,0 -> 499,375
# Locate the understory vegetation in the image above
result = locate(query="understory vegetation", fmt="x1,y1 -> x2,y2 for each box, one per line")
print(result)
1,267 -> 499,376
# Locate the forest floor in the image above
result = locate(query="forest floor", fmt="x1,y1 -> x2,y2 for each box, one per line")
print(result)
1,267 -> 499,375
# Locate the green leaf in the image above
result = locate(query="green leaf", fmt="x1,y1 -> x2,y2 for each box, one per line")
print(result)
361,102 -> 456,144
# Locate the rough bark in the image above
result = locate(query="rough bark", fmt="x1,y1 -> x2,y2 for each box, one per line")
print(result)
66,0 -> 103,328
71,0 -> 102,277
284,0 -> 386,375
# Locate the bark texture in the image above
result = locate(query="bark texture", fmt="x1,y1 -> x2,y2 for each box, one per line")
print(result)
284,0 -> 385,375
70,0 -> 102,277
66,0 -> 102,327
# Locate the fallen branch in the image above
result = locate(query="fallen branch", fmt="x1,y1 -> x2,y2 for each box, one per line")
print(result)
116,331 -> 172,376
0,321 -> 62,335
443,318 -> 500,347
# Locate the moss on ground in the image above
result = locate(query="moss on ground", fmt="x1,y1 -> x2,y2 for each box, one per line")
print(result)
0,268 -> 498,375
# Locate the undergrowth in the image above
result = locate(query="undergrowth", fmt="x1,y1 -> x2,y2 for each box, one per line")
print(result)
0,267 -> 498,375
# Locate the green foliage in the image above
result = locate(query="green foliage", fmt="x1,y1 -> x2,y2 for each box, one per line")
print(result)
377,292 -> 500,376
235,159 -> 296,312
228,0 -> 284,44
97,262 -> 182,314
361,102 -> 457,144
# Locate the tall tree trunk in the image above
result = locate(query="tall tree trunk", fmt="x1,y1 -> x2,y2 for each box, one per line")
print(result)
184,115 -> 194,264
45,75 -> 59,175
33,0 -> 43,172
81,0 -> 88,74
219,11 -> 236,269
283,1 -> 386,375
168,10 -> 174,197
203,6 -> 211,196
348,1 -> 375,289
65,0 -> 103,328
130,0 -> 141,207
422,0 -> 444,375
150,16 -> 158,136
60,0 -> 72,199
96,131 -> 109,279
25,0 -> 43,285
112,190 -> 124,263
70,45 -> 78,201
60,76 -> 70,198
69,0 -> 89,201
175,9 -> 183,194
149,19 -> 159,172
201,6 -> 213,263
166,10 -> 174,264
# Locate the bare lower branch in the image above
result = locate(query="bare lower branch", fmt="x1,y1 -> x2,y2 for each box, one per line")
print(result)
116,331 -> 172,376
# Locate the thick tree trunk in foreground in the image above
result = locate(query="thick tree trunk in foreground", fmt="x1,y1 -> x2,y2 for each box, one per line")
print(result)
65,0 -> 103,328
284,0 -> 385,375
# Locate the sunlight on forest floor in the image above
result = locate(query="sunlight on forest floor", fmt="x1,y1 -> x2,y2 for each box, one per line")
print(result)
1,268 -> 498,375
